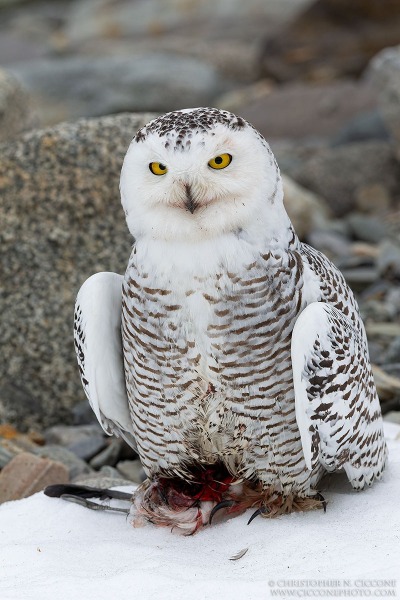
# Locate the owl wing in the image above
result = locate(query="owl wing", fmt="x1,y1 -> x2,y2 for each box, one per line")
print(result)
291,301 -> 387,489
74,272 -> 136,450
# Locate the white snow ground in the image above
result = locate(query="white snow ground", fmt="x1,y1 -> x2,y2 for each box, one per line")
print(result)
1,422 -> 399,600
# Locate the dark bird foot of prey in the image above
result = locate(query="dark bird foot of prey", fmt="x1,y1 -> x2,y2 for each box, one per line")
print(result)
44,483 -> 133,514
45,471 -> 327,535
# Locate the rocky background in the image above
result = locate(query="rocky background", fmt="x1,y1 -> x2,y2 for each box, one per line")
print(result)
1,0 -> 400,501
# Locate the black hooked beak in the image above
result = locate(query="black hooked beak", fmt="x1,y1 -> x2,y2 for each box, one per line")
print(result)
184,183 -> 198,214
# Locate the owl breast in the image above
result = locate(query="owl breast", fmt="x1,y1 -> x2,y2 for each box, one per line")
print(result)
122,240 -> 307,485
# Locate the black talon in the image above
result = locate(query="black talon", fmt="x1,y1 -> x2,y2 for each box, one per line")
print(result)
315,492 -> 327,513
208,500 -> 236,525
44,484 -> 133,502
60,494 -> 130,514
247,506 -> 269,525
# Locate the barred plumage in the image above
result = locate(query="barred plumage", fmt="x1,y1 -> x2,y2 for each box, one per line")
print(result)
74,108 -> 387,534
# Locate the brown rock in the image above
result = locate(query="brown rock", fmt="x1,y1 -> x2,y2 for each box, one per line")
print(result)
289,141 -> 399,217
261,0 -> 400,83
355,184 -> 391,214
234,80 -> 378,141
368,45 -> 400,145
0,452 -> 69,503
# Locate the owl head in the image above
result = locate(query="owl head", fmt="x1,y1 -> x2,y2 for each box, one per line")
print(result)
120,108 -> 288,243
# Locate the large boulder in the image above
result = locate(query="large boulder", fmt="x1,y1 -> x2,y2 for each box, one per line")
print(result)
0,113 -> 153,431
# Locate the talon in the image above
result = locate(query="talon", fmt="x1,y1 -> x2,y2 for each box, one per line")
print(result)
247,506 -> 269,525
315,492 -> 327,513
208,500 -> 236,525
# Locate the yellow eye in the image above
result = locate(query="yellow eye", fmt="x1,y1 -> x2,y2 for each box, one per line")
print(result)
208,153 -> 232,170
149,162 -> 168,176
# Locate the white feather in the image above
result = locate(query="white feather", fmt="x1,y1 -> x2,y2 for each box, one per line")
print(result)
75,272 -> 136,447
291,302 -> 331,470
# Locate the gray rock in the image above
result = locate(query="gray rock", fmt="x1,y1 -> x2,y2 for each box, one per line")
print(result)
271,139 -> 326,175
307,229 -> 351,260
386,286 -> 400,313
360,299 -> 398,323
9,54 -> 223,124
346,213 -> 388,244
0,0 -> 34,5
0,113 -> 153,430
45,424 -> 103,445
0,385 -> 44,433
68,437 -> 107,461
367,340 -> 387,366
72,474 -> 134,488
0,68 -> 34,142
65,0 -> 304,46
282,174 -> 331,240
377,241 -> 400,279
33,445 -> 93,479
71,399 -> 98,426
383,410 -> 400,425
89,439 -> 123,470
368,46 -> 400,143
354,183 -> 391,214
99,465 -> 124,479
116,460 -> 146,484
341,267 -> 379,292
366,322 -> 400,338
332,110 -> 390,146
0,446 -> 16,469
45,425 -> 106,460
383,364 -> 400,380
228,80 -> 379,142
290,141 -> 399,217
385,337 -> 400,364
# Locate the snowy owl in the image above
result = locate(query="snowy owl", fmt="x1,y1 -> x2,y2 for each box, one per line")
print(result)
65,108 -> 387,534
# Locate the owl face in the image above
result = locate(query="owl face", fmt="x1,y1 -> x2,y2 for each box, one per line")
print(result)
120,108 -> 284,243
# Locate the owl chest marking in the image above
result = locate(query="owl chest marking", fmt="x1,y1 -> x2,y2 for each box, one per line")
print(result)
122,244 -> 305,415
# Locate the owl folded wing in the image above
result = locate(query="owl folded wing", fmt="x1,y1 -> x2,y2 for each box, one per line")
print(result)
291,302 -> 387,490
74,272 -> 137,450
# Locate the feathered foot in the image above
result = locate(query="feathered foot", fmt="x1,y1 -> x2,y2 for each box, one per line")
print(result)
129,466 -> 245,535
246,492 -> 327,525
128,465 -> 328,535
